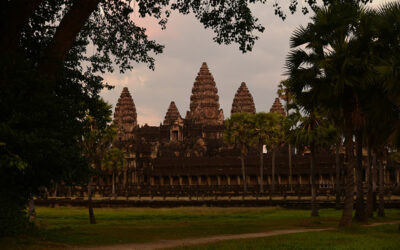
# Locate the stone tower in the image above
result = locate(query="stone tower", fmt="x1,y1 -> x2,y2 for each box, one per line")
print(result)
114,87 -> 137,140
186,62 -> 224,125
163,101 -> 182,126
231,82 -> 256,114
269,97 -> 286,116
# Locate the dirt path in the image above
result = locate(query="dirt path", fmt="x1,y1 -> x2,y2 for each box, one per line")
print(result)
75,221 -> 400,250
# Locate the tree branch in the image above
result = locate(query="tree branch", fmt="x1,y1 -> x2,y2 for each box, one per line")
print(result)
39,0 -> 100,78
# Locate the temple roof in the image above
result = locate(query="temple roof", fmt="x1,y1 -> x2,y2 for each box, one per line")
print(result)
163,101 -> 182,126
114,87 -> 137,132
185,62 -> 224,125
269,97 -> 286,116
231,82 -> 256,114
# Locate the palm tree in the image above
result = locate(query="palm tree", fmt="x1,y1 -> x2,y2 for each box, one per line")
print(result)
253,112 -> 285,193
80,101 -> 116,224
285,1 -> 374,226
224,113 -> 255,193
362,2 -> 400,218
278,80 -> 294,190
102,148 -> 126,197
287,109 -> 336,217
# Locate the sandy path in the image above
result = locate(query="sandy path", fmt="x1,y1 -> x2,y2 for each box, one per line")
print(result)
75,221 -> 400,250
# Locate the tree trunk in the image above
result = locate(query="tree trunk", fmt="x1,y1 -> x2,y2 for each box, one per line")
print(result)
289,144 -> 293,191
339,122 -> 355,227
38,0 -> 101,78
354,132 -> 366,222
112,172 -> 116,198
335,141 -> 341,209
241,155 -> 247,193
259,143 -> 264,193
378,151 -> 385,217
53,183 -> 58,197
124,169 -> 127,188
28,198 -> 36,222
366,144 -> 374,218
272,150 -> 276,192
310,145 -> 319,217
372,152 -> 378,212
88,178 -> 96,224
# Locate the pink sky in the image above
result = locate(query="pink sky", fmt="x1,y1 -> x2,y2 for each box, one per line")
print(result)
101,0 -> 394,126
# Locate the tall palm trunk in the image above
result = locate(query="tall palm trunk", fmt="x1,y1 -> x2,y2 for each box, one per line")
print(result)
259,143 -> 264,193
53,183 -> 58,197
372,152 -> 378,212
354,132 -> 366,222
271,150 -> 276,192
240,155 -> 247,193
339,122 -> 355,227
310,145 -> 319,217
88,178 -> 96,224
112,172 -> 116,197
378,150 -> 385,217
366,145 -> 374,218
289,144 -> 293,191
335,141 -> 341,209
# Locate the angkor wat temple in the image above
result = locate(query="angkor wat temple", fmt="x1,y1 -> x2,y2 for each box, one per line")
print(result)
108,62 -> 400,191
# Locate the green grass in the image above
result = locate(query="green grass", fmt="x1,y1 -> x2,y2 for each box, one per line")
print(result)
1,207 -> 399,249
176,224 -> 400,250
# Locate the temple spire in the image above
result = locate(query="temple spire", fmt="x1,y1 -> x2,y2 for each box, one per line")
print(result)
231,82 -> 256,114
269,97 -> 286,116
114,87 -> 137,135
163,101 -> 182,125
186,62 -> 224,125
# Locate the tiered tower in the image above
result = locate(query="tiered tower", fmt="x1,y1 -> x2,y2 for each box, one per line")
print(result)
231,82 -> 256,114
269,97 -> 286,116
114,87 -> 137,140
185,62 -> 224,125
163,101 -> 182,125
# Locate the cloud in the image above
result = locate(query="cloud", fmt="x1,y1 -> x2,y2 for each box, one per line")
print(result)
136,105 -> 163,126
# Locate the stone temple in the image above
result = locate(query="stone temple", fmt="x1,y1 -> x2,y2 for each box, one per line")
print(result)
231,82 -> 256,114
104,62 -> 400,189
186,62 -> 224,125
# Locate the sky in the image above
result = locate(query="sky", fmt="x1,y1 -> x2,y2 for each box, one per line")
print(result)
100,0 -> 393,126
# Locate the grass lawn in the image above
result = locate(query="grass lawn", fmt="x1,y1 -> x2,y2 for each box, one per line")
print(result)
0,206 -> 399,249
175,224 -> 400,250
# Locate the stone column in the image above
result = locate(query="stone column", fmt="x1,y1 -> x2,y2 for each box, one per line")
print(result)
198,176 -> 202,185
278,175 -> 281,185
179,176 -> 183,186
189,176 -> 192,185
217,176 -> 221,185
227,176 -> 231,185
169,176 -> 173,185
299,175 -> 302,185
237,176 -> 241,185
207,176 -> 211,186
150,177 -> 155,186
384,167 -> 389,184
160,176 -> 164,186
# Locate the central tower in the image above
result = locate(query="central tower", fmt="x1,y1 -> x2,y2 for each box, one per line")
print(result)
185,62 -> 224,125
